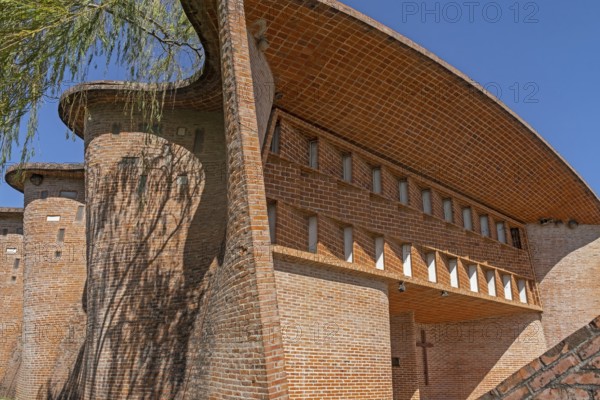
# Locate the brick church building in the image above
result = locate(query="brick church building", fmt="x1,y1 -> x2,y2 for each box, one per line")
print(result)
1,0 -> 599,399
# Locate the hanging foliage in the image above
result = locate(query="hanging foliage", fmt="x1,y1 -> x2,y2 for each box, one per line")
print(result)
0,0 -> 203,165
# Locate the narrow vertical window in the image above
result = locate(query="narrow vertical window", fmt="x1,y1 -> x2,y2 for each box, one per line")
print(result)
308,140 -> 319,169
448,258 -> 459,288
41,191 -> 48,200
1,228 -> 7,236
194,128 -> 205,154
486,270 -> 497,296
267,202 -> 277,244
443,199 -> 453,223
372,167 -> 382,194
496,222 -> 506,244
511,228 -> 522,249
462,207 -> 473,230
13,258 -> 20,270
422,190 -> 432,215
270,123 -> 281,154
308,215 -> 318,253
503,275 -> 513,300
16,228 -> 23,235
111,123 -> 121,135
375,236 -> 385,270
399,180 -> 409,205
56,228 -> 65,243
468,265 -> 479,292
480,215 -> 490,237
427,252 -> 437,283
342,154 -> 352,182
402,244 -> 412,277
75,206 -> 85,222
343,227 -> 353,263
518,280 -> 528,304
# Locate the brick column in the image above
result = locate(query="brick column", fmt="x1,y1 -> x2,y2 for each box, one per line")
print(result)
9,167 -> 86,400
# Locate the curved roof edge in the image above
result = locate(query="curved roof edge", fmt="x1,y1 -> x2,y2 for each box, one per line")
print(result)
55,0 -> 598,214
318,0 -> 598,202
6,163 -> 85,193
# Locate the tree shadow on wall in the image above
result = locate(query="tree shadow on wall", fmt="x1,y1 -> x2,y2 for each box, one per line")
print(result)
49,132 -> 227,400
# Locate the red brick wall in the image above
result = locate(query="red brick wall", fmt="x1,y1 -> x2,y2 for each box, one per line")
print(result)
416,314 -> 548,400
390,312 -> 420,400
265,113 -> 536,279
16,175 -> 86,400
481,316 -> 600,399
0,212 -> 23,398
274,259 -> 393,399
527,224 -> 600,348
81,106 -> 228,399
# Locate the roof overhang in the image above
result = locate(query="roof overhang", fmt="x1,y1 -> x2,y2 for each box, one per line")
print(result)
59,0 -> 600,224
5,163 -> 85,193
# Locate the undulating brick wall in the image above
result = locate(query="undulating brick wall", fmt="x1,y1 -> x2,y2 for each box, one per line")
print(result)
0,210 -> 24,398
247,28 -> 274,148
274,259 -> 393,399
481,316 -> 600,400
415,314 -> 548,400
527,224 -> 600,348
79,106 -> 227,399
15,174 -> 87,400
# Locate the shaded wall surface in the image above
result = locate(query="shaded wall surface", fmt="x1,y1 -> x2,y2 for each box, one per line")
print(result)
15,176 -> 87,400
481,316 -> 600,399
0,212 -> 24,398
274,260 -> 393,399
80,106 -> 227,399
527,224 -> 600,348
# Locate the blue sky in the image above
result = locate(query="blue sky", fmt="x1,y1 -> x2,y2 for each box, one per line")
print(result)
1,0 -> 599,207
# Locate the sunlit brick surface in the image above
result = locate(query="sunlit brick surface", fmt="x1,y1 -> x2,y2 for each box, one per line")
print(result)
0,0 -> 594,399
5,167 -> 87,400
527,224 -> 600,349
0,209 -> 23,398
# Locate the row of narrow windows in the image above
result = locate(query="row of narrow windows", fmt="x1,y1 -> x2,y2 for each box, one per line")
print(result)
267,203 -> 529,304
271,130 -> 523,249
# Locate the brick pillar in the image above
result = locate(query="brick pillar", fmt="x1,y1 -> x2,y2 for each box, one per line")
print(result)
0,209 -> 23,398
197,0 -> 289,397
12,168 -> 86,400
81,108 -> 227,399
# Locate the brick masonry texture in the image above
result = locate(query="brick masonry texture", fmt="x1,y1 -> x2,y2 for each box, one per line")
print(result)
0,0 -> 599,399
12,172 -> 87,400
416,314 -> 548,399
0,210 -> 23,398
527,224 -> 600,349
274,259 -> 393,399
481,316 -> 600,399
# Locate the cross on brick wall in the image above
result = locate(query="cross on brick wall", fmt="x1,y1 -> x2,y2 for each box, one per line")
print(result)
416,329 -> 434,385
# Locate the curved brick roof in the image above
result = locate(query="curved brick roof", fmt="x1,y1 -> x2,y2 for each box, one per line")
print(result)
5,163 -> 85,193
58,0 -> 600,224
